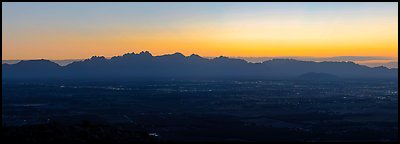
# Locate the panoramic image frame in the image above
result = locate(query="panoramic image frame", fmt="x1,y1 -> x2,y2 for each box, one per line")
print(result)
2,2 -> 398,143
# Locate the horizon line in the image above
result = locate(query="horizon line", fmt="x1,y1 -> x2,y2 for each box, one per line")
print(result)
2,51 -> 398,61
2,51 -> 398,69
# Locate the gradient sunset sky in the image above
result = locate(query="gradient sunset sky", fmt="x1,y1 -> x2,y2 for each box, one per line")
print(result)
2,2 -> 398,63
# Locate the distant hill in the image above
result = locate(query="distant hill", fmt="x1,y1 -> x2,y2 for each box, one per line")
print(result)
3,59 -> 80,66
2,52 -> 398,80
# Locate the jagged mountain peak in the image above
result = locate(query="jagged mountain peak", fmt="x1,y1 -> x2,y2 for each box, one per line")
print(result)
189,54 -> 200,57
122,52 -> 135,56
139,51 -> 152,56
159,52 -> 186,58
89,56 -> 106,60
172,52 -> 185,56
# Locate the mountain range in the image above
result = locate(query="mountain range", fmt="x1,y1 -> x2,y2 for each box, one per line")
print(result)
2,51 -> 397,80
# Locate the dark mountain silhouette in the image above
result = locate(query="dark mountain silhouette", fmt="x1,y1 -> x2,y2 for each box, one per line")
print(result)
2,52 -> 398,80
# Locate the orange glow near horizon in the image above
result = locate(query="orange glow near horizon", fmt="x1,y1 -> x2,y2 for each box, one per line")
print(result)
3,20 -> 397,60
2,3 -> 398,61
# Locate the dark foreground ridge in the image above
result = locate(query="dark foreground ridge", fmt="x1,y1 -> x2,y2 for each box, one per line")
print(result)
3,120 -> 159,143
2,51 -> 397,79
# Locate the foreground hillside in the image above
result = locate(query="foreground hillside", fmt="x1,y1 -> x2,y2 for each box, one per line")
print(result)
3,120 -> 158,143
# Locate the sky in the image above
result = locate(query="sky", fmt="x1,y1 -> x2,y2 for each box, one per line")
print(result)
2,2 -> 398,67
